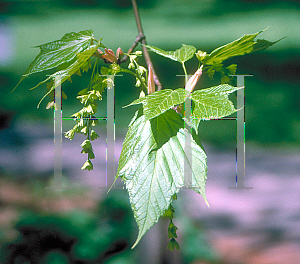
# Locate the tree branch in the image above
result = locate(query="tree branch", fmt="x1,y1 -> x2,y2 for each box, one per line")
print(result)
130,0 -> 163,90
119,34 -> 145,64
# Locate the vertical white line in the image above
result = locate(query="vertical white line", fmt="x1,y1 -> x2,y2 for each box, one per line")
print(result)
184,75 -> 193,187
46,75 -> 62,189
236,76 -> 244,188
106,75 -> 115,187
229,74 -> 253,190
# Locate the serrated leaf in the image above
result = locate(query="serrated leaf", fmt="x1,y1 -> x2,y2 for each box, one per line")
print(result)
36,46 -> 98,108
174,44 -> 196,63
124,89 -> 186,120
117,109 -> 208,249
145,44 -> 196,63
203,28 -> 280,65
191,84 -> 243,126
144,45 -> 177,61
23,29 -> 95,77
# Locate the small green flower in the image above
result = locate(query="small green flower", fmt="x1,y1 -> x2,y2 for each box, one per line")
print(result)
81,160 -> 93,171
166,238 -> 179,251
80,139 -> 92,150
90,130 -> 99,141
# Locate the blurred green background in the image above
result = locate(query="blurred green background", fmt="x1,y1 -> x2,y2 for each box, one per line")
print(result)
1,0 -> 299,146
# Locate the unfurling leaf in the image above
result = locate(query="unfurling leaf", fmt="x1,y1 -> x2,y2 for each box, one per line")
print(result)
202,28 -> 281,65
35,45 -> 98,108
147,64 -> 155,95
185,67 -> 202,93
12,30 -> 95,92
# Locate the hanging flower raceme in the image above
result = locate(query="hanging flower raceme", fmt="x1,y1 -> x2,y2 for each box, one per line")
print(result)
147,64 -> 155,95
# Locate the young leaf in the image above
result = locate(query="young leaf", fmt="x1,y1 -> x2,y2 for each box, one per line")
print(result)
144,44 -> 196,63
190,84 -> 243,132
202,28 -> 280,65
36,46 -> 98,108
24,30 -> 95,77
117,109 -> 208,249
174,44 -> 197,63
124,88 -> 186,120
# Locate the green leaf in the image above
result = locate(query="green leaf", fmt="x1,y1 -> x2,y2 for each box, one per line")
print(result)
24,30 -> 95,77
191,84 -> 242,130
202,28 -> 280,65
174,44 -> 197,63
117,109 -> 208,249
144,44 -> 196,63
124,88 -> 186,120
78,88 -> 89,96
36,45 -> 98,108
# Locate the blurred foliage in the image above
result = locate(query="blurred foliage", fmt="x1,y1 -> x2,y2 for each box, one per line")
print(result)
0,186 -> 137,263
0,175 -> 221,264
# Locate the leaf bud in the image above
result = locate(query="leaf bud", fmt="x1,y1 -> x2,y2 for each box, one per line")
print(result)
116,47 -> 124,59
101,48 -> 117,63
147,64 -> 155,95
185,66 -> 203,93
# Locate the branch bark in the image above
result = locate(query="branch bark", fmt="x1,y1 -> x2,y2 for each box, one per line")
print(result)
130,0 -> 163,90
